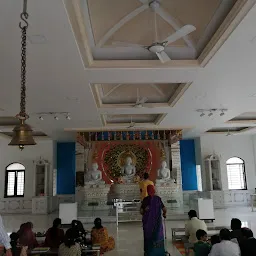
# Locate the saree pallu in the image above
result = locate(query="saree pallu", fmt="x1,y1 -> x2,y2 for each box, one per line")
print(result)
142,195 -> 165,256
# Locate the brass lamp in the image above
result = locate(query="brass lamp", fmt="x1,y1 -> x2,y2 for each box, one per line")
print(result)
9,0 -> 36,150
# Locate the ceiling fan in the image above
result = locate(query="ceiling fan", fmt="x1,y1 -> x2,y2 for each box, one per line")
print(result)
126,116 -> 147,129
112,0 -> 196,63
133,88 -> 148,108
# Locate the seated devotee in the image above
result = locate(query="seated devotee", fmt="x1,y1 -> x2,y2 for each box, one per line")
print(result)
230,218 -> 243,245
139,172 -> 154,201
44,218 -> 64,248
209,228 -> 240,256
194,229 -> 211,256
185,210 -> 207,243
239,227 -> 256,256
71,220 -> 88,246
91,218 -> 115,254
18,222 -> 38,249
59,228 -> 81,256
17,223 -> 26,236
9,232 -> 20,256
210,235 -> 220,246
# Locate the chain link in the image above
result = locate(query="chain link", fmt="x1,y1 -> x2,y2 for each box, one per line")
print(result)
19,12 -> 28,119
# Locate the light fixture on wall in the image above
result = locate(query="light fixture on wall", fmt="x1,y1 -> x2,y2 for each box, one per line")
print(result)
196,108 -> 228,117
9,0 -> 36,151
35,112 -> 71,121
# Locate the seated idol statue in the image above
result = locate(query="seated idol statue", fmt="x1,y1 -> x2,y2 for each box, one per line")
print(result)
120,156 -> 136,183
156,160 -> 174,184
85,162 -> 105,185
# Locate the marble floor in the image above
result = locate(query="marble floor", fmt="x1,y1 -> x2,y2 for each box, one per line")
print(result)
2,207 -> 256,256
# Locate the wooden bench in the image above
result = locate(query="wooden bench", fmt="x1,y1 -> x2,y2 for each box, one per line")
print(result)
171,226 -> 229,241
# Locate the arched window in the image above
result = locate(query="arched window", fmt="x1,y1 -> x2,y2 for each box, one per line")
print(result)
5,163 -> 25,198
226,157 -> 247,190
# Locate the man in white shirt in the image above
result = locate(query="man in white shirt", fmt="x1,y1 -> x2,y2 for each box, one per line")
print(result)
209,228 -> 240,256
185,210 -> 207,243
0,215 -> 12,256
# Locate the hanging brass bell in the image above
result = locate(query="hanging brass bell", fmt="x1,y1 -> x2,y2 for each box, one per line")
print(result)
9,119 -> 36,149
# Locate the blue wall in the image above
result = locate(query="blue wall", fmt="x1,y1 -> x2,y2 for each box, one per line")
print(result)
57,142 -> 76,194
180,139 -> 197,190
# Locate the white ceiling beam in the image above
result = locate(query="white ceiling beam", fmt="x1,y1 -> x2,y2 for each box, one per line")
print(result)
155,6 -> 196,50
96,4 -> 149,47
103,84 -> 124,98
138,0 -> 148,4
150,84 -> 165,96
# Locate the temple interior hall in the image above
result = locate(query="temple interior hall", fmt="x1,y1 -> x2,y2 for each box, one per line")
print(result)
1,0 -> 256,255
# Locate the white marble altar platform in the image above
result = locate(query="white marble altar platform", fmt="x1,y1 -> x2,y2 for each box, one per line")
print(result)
108,184 -> 141,201
80,184 -> 112,211
156,183 -> 184,215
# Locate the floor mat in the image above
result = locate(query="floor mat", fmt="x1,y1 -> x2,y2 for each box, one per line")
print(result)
172,241 -> 193,256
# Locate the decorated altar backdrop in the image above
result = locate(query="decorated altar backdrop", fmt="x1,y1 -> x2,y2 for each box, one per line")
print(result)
76,129 -> 182,186
92,141 -> 160,184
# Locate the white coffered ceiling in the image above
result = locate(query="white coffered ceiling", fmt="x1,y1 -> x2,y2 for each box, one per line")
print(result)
0,0 -> 256,141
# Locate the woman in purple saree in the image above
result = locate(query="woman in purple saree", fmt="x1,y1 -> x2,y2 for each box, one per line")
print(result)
140,185 -> 167,256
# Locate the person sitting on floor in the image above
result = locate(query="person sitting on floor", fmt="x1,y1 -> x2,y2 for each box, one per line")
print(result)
185,210 -> 207,243
239,227 -> 256,256
91,218 -> 115,255
194,229 -> 211,256
44,218 -> 64,248
9,232 -> 20,256
71,220 -> 88,246
18,222 -> 38,249
209,228 -> 240,256
230,218 -> 243,245
59,228 -> 81,256
210,235 -> 220,246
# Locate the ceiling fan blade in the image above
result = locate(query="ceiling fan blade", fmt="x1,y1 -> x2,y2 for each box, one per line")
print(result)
156,51 -> 171,63
112,41 -> 145,48
162,25 -> 196,46
137,97 -> 148,104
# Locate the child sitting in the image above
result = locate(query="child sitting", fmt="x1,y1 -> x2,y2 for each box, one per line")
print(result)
9,232 -> 20,256
194,229 -> 211,256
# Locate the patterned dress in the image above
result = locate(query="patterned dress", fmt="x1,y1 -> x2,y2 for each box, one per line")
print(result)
91,227 -> 115,254
58,243 -> 81,256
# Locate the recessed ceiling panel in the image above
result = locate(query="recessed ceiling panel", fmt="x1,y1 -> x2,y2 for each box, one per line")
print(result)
92,83 -> 190,107
103,113 -> 166,126
206,127 -> 250,133
228,112 -> 256,123
83,0 -> 237,60
106,114 -> 159,124
0,117 -> 20,126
